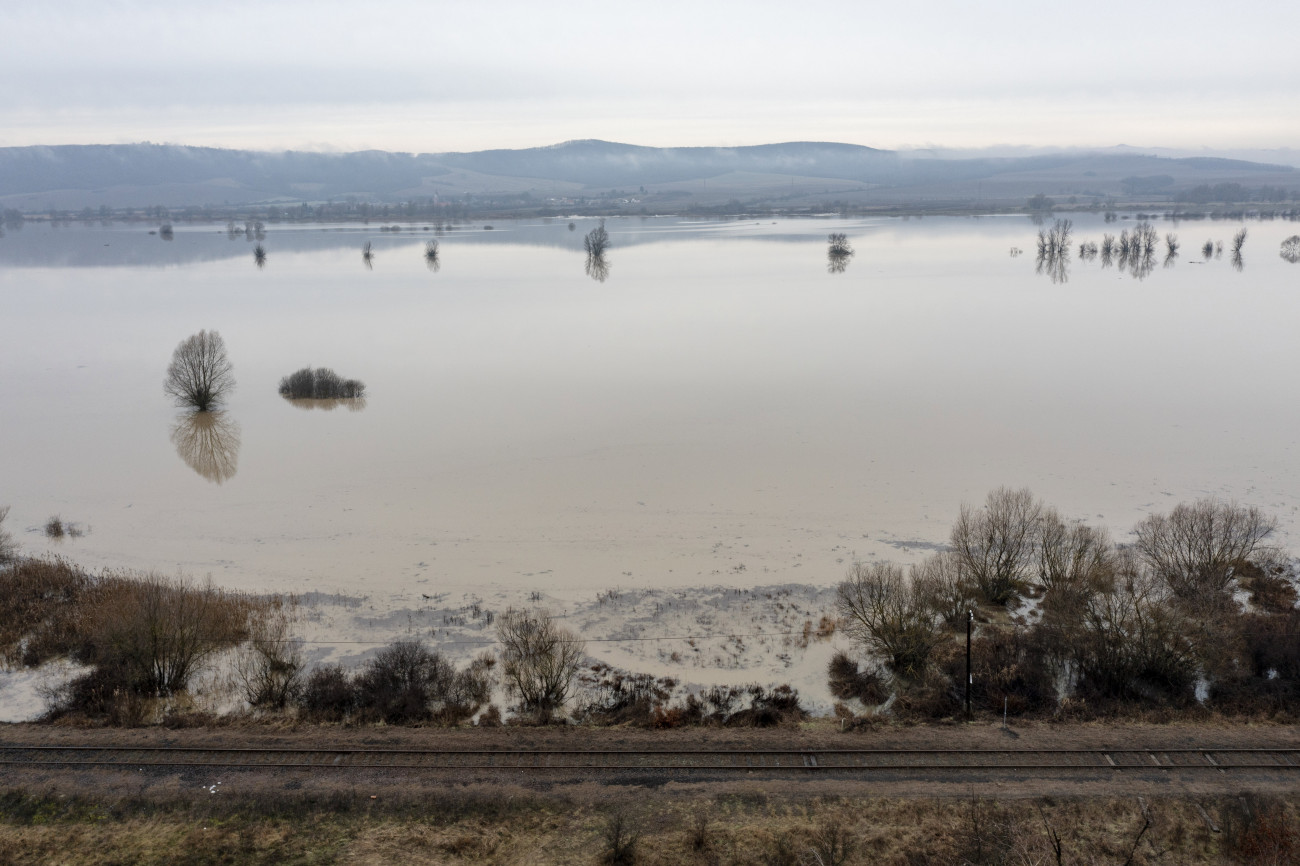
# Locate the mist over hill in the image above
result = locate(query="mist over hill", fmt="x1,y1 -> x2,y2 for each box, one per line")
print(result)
0,139 -> 1295,212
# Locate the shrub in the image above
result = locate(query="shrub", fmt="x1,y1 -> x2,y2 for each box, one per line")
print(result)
278,366 -> 366,400
77,573 -> 252,698
0,557 -> 91,667
576,667 -> 674,725
938,629 -> 1056,717
43,516 -> 64,538
497,608 -> 584,719
1221,796 -> 1297,865
827,651 -> 888,704
299,664 -> 354,721
353,640 -> 455,723
601,811 -> 639,866
234,603 -> 303,710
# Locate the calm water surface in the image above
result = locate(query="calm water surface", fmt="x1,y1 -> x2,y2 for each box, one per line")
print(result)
2,215 -> 1298,601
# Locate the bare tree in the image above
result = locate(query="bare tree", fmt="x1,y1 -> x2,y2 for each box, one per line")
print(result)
950,487 -> 1044,605
1231,227 -> 1248,256
1100,233 -> 1116,267
584,220 -> 611,282
1035,219 -> 1073,283
827,232 -> 854,273
0,505 -> 17,564
584,220 -> 610,257
164,330 -> 235,412
234,601 -> 303,709
1037,510 -> 1114,596
496,608 -> 584,718
912,550 -> 977,629
836,561 -> 942,677
424,239 -> 440,271
1134,498 -> 1280,600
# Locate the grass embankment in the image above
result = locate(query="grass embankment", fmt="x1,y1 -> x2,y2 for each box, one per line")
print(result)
1,788 -> 1295,865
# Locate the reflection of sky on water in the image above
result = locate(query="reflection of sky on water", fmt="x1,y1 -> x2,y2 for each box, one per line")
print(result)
3,215 -> 1299,598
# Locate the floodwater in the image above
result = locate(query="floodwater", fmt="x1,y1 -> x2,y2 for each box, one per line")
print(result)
3,215 -> 1299,604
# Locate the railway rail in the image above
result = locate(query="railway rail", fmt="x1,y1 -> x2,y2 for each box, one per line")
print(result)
2,745 -> 1298,773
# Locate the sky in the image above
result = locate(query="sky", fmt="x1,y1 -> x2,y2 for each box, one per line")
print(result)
2,0 -> 1297,154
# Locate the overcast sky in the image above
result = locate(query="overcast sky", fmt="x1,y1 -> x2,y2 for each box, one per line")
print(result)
2,0 -> 1297,154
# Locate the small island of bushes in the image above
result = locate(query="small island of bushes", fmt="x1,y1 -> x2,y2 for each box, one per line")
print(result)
278,366 -> 366,400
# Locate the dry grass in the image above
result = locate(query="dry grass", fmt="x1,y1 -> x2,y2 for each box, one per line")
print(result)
1,786 -> 1294,865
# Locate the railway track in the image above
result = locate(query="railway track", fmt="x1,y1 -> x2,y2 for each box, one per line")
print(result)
3,745 -> 1298,773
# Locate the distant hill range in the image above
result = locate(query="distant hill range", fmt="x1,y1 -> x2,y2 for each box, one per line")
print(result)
0,139 -> 1295,211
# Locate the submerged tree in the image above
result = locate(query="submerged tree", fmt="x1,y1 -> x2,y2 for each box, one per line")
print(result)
253,244 -> 267,269
424,239 -> 440,271
583,220 -> 610,258
1231,227 -> 1248,271
1035,219 -> 1072,283
362,241 -> 374,269
827,232 -> 855,273
583,220 -> 611,282
164,330 -> 235,412
278,367 -> 365,400
1100,233 -> 1117,267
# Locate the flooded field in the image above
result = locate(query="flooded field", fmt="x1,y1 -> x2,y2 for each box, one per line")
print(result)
2,213 -> 1299,690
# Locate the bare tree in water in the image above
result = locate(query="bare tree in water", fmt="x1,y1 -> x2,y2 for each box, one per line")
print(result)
827,232 -> 854,273
164,330 -> 234,412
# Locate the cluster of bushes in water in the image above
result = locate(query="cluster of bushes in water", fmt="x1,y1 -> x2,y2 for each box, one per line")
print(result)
831,488 -> 1300,722
278,366 -> 365,400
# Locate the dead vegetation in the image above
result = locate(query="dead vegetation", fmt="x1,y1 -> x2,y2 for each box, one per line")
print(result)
0,788 -> 1294,865
0,559 -> 278,722
575,663 -> 807,728
835,489 -> 1300,723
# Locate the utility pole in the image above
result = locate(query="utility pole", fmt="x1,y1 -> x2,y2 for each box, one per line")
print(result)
965,609 -> 973,720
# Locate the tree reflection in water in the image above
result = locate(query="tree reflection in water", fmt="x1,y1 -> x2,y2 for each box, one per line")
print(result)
170,410 -> 241,484
284,397 -> 368,413
585,252 -> 610,282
